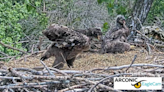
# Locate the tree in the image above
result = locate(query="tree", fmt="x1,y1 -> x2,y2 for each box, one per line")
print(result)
0,0 -> 48,59
98,0 -> 154,30
128,0 -> 154,30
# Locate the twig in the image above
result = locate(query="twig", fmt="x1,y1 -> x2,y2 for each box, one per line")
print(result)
0,69 -> 8,73
105,64 -> 164,70
60,52 -> 69,67
0,41 -> 26,53
0,76 -> 20,80
9,68 -> 70,80
49,67 -> 68,76
60,70 -> 83,74
40,60 -> 54,76
74,77 -> 122,92
137,18 -> 144,34
0,51 -> 9,57
59,84 -> 88,92
13,68 -> 42,75
146,43 -> 151,54
131,73 -> 156,77
88,68 -> 105,73
33,67 -> 82,74
37,36 -> 43,51
24,56 -> 27,62
31,44 -> 34,54
0,81 -> 61,89
0,56 -> 16,60
74,73 -> 110,77
88,73 -> 131,92
52,62 -> 64,68
125,54 -> 137,72
15,50 -> 45,62
135,30 -> 150,40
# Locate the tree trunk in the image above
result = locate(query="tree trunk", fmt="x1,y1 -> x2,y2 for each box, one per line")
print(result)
128,0 -> 154,30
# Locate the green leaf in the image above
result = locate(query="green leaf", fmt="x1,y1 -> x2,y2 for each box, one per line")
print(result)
26,4 -> 33,12
102,22 -> 109,33
116,6 -> 127,15
35,1 -> 41,7
107,2 -> 114,8
25,0 -> 30,4
97,0 -> 103,4
103,22 -> 109,29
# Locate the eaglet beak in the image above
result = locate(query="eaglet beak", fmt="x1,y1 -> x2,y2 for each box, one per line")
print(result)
130,45 -> 135,50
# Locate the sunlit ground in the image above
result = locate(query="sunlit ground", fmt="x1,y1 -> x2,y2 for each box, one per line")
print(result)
5,47 -> 154,71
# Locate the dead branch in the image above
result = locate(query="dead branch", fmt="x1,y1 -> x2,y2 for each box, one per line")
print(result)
0,56 -> 16,60
0,41 -> 26,53
74,77 -> 121,92
40,60 -> 54,76
1,56 -> 164,91
0,76 -> 20,80
49,67 -> 68,76
0,69 -> 8,73
88,73 -> 131,92
131,73 -> 156,77
125,54 -> 137,72
105,64 -> 164,70
15,50 -> 45,62
59,84 -> 88,92
146,43 -> 152,54
0,51 -> 9,57
37,36 -> 43,51
0,81 -> 60,89
9,68 -> 70,80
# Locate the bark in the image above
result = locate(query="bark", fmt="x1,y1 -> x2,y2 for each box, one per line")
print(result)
127,0 -> 154,30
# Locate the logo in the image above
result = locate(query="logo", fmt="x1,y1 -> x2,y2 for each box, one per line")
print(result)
131,80 -> 146,88
114,77 -> 162,90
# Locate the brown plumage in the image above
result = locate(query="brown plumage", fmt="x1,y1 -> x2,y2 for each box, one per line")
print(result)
101,15 -> 130,53
41,24 -> 89,69
74,27 -> 102,39
75,27 -> 103,52
42,24 -> 88,48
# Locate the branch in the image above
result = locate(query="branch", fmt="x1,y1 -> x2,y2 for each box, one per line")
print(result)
0,81 -> 61,89
59,84 -> 88,92
9,68 -> 70,80
0,56 -> 16,60
125,54 -> 137,72
135,30 -> 150,40
74,77 -> 122,92
146,43 -> 152,54
49,67 -> 68,76
40,60 -> 54,76
0,51 -> 9,57
0,41 -> 26,53
0,76 -> 20,80
105,64 -> 164,70
88,73 -> 131,92
15,50 -> 45,62
37,36 -> 43,51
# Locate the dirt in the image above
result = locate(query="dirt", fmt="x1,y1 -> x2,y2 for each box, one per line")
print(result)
4,47 -> 153,71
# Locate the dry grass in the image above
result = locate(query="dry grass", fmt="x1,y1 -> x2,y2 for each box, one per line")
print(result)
5,47 -> 153,71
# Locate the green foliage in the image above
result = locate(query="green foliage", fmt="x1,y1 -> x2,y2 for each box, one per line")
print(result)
97,0 -> 131,32
99,0 -> 164,28
147,0 -> 164,26
0,0 -> 26,55
102,22 -> 109,34
97,0 -> 111,4
97,0 -> 128,16
0,0 -> 47,57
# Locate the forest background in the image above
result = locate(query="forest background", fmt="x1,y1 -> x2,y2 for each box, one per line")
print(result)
0,0 -> 163,61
